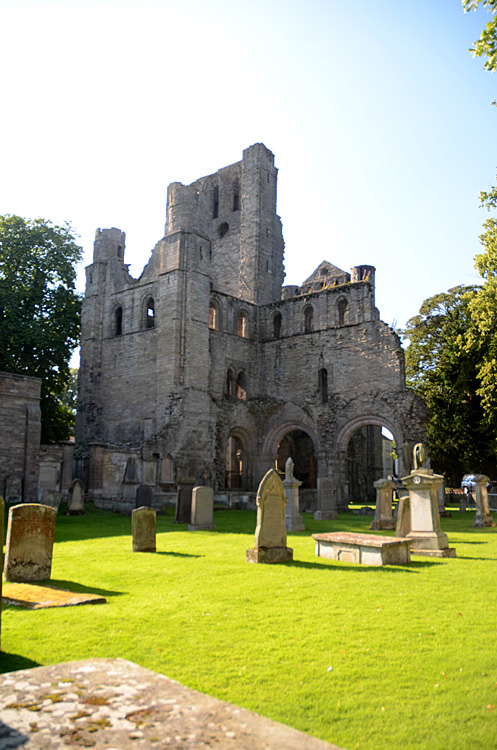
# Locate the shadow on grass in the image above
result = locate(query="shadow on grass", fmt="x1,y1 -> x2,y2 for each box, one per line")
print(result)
286,559 -> 436,572
155,551 -> 204,558
0,652 -> 41,674
44,579 -> 125,597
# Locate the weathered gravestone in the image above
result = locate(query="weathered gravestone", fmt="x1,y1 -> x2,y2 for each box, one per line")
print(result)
246,469 -> 293,564
136,483 -> 153,509
40,488 -> 62,512
175,480 -> 194,524
314,476 -> 338,520
67,479 -> 86,515
4,475 -> 22,504
4,504 -> 57,582
188,486 -> 216,531
472,474 -> 496,528
370,477 -> 396,530
283,458 -> 305,532
132,507 -> 156,552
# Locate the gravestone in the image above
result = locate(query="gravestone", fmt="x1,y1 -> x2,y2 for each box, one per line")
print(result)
246,469 -> 293,563
283,458 -> 305,532
4,475 -> 22,504
4,504 -> 57,582
67,478 -> 85,515
370,478 -> 396,530
188,486 -> 216,531
399,444 -> 456,557
472,475 -> 496,528
175,481 -> 194,524
0,496 -> 3,650
132,507 -> 156,552
314,477 -> 338,520
40,488 -> 62,512
136,484 -> 153,509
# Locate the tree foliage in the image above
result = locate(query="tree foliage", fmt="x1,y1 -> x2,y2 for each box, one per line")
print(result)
463,0 -> 497,71
403,286 -> 496,483
0,215 -> 82,443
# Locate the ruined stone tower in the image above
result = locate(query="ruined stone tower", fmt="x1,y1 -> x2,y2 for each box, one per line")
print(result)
75,143 -> 426,512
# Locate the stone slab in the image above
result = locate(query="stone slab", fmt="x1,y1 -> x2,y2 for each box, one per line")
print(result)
246,546 -> 293,564
0,658 -> 345,750
312,532 -> 411,566
410,548 -> 457,558
2,583 -> 106,609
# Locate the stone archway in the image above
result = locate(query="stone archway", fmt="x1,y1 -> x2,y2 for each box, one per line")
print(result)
263,422 -> 319,490
225,427 -> 253,490
336,416 -> 404,506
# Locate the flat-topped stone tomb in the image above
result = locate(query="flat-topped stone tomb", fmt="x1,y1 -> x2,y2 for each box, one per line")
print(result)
312,531 -> 411,566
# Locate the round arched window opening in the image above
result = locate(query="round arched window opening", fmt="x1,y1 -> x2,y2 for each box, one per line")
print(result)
218,222 -> 229,238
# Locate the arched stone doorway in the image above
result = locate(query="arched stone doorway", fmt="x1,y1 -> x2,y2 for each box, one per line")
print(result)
225,428 -> 253,490
276,429 -> 317,489
336,416 -> 402,505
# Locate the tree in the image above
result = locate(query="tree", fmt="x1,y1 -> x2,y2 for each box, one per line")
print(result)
0,215 -> 82,443
403,285 -> 496,483
463,0 -> 497,71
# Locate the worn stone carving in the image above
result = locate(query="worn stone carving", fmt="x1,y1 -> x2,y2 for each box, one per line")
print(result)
246,469 -> 293,563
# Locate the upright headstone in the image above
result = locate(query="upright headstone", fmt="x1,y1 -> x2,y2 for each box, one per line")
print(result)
473,475 -> 496,528
4,476 -> 22,505
371,478 -> 396,530
282,458 -> 305,532
246,469 -> 293,563
314,477 -> 338,520
400,444 -> 456,557
459,494 -> 468,514
40,488 -> 62,512
132,507 -> 156,552
0,496 -> 4,651
4,504 -> 57,582
175,480 -> 194,524
188,486 -> 216,531
136,484 -> 153,509
67,478 -> 85,514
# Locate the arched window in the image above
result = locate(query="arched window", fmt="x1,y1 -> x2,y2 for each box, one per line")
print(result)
236,371 -> 247,400
226,368 -> 235,399
146,297 -> 155,328
212,185 -> 219,219
319,368 -> 328,404
238,311 -> 249,338
115,306 -> 123,336
304,305 -> 314,333
338,298 -> 348,326
273,311 -> 282,339
209,302 -> 218,330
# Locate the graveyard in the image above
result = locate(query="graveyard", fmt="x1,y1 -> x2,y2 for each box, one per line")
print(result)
2,501 -> 497,750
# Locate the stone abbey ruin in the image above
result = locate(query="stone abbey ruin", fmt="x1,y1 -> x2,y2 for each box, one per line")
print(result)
75,143 -> 427,514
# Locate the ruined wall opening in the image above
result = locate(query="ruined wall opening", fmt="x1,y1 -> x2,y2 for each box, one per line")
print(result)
273,311 -> 282,339
238,311 -> 248,338
342,422 -> 399,505
115,306 -> 123,336
209,301 -> 219,330
225,434 -> 246,489
235,371 -> 247,400
146,297 -> 155,328
212,185 -> 219,218
338,297 -> 348,326
319,368 -> 328,404
276,430 -> 317,489
303,305 -> 314,333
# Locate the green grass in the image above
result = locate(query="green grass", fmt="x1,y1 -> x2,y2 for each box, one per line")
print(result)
2,504 -> 497,750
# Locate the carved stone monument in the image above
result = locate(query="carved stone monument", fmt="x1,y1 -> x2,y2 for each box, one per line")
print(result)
136,484 -> 153,509
282,458 -> 305,532
67,478 -> 86,515
397,444 -> 456,557
132,507 -> 156,552
246,469 -> 293,563
4,504 -> 57,582
188,486 -> 216,531
314,477 -> 338,520
472,475 -> 496,528
370,478 -> 396,530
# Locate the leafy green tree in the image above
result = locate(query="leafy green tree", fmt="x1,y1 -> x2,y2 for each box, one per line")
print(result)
403,285 -> 496,483
463,0 -> 497,71
0,215 -> 82,443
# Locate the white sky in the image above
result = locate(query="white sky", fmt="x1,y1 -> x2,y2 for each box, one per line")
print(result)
1,0 -> 496,362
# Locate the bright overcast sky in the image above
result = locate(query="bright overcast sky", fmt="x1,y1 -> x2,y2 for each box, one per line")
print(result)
1,0 -> 496,346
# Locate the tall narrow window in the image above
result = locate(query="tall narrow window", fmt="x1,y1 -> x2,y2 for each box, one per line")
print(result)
233,181 -> 240,211
115,306 -> 123,336
226,368 -> 235,399
273,312 -> 282,339
236,371 -> 247,400
338,298 -> 348,326
146,297 -> 155,328
319,368 -> 328,404
238,311 -> 248,338
304,305 -> 314,333
212,185 -> 219,219
209,302 -> 217,330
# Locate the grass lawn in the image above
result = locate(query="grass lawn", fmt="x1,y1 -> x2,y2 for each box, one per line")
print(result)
2,504 -> 497,750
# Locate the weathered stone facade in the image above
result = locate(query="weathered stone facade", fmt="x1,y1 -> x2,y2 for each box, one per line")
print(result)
75,143 -> 427,512
0,372 -> 41,502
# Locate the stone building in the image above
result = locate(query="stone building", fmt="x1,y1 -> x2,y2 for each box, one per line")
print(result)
0,371 -> 41,502
75,143 -> 426,513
